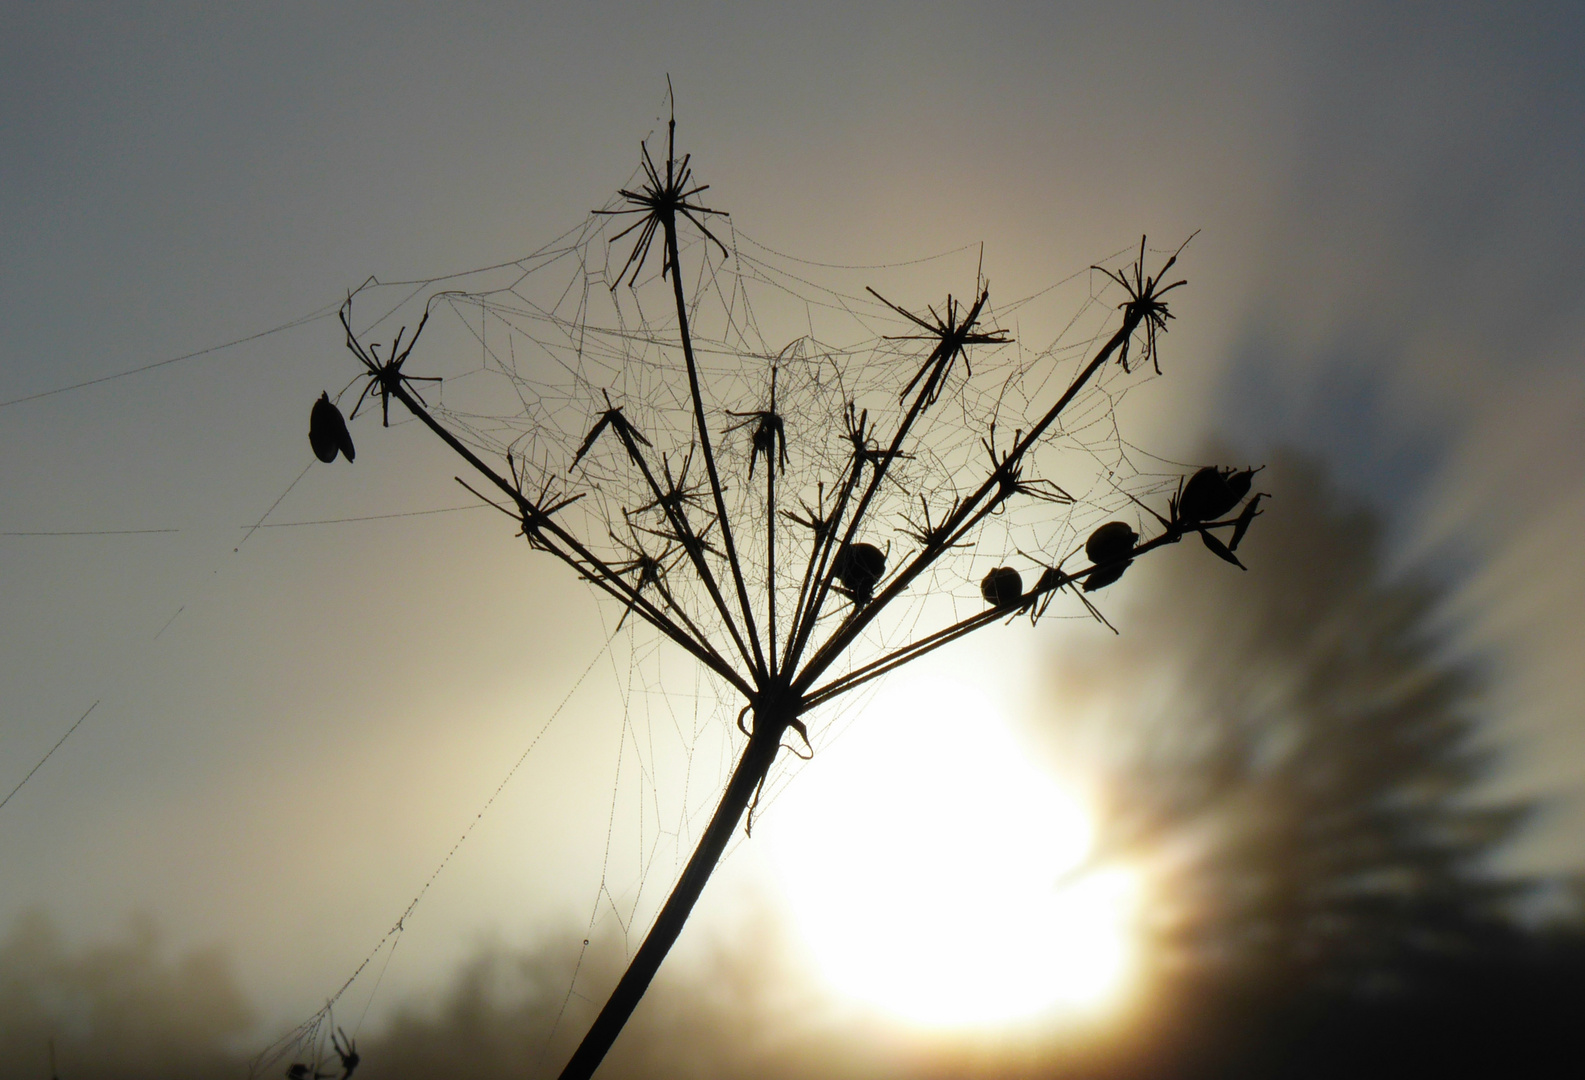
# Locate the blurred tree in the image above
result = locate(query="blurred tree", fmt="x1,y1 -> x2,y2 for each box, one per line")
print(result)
0,910 -> 252,1080
1043,450 -> 1532,994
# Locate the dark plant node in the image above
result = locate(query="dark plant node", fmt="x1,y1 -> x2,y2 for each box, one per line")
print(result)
339,296 -> 443,427
867,286 -> 1011,409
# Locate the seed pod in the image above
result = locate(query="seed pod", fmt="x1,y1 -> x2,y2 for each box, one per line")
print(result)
309,392 -> 355,463
833,542 -> 886,599
1223,468 -> 1254,507
1200,527 -> 1246,569
980,566 -> 1023,609
1083,520 -> 1138,592
1085,521 -> 1138,565
1178,466 -> 1254,525
1083,563 -> 1129,592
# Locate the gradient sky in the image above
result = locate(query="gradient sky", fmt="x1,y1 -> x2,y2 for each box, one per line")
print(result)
3,0 -> 1582,1041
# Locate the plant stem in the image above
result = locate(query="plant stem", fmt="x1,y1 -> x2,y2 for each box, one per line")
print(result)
795,306 -> 1143,693
766,458 -> 777,679
613,424 -> 755,674
782,291 -> 991,677
556,722 -> 784,1080
386,380 -> 750,696
663,213 -> 767,680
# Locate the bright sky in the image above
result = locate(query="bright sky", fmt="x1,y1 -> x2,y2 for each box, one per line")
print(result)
2,0 -> 1583,1046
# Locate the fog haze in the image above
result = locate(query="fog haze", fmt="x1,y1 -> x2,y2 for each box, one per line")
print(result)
2,3 -> 1582,1073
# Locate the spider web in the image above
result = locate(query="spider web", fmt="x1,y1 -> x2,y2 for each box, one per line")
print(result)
340,188 -> 1185,688
258,150 -> 1195,1073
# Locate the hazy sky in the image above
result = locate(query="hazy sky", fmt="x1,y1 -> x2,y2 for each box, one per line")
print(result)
3,0 -> 1582,1046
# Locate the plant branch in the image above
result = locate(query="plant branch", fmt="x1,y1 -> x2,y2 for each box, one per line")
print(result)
662,213 -> 768,683
766,454 -> 779,679
804,527 -> 1184,707
386,381 -> 751,697
786,288 -> 1000,681
794,303 -> 1144,693
609,421 -> 757,675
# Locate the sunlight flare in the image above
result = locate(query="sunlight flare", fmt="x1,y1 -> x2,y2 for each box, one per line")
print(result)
769,675 -> 1141,1028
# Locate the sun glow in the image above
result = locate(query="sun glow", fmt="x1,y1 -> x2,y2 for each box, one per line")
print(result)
768,676 -> 1141,1029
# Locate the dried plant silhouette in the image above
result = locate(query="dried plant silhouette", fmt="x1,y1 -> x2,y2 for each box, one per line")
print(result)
276,100 -> 1260,1080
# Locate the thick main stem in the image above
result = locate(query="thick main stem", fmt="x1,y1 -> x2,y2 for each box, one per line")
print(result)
557,722 -> 783,1080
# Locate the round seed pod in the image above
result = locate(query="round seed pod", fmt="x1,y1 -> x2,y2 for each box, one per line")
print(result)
833,542 -> 886,598
1085,521 -> 1138,564
1084,521 -> 1138,592
309,392 -> 355,463
980,566 -> 1023,609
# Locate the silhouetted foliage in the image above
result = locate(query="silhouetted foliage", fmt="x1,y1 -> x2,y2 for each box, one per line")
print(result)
3,889 -> 1580,1079
1040,449 -> 1583,1076
1050,451 -> 1530,986
0,910 -> 251,1080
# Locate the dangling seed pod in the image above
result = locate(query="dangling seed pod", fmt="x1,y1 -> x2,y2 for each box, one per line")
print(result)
1177,465 -> 1254,525
833,542 -> 886,602
1083,521 -> 1138,592
309,392 -> 356,463
980,566 -> 1023,609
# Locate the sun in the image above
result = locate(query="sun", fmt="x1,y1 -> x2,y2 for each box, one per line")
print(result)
766,675 -> 1141,1029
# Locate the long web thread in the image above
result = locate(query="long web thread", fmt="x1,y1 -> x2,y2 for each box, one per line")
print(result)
249,626 -> 619,1077
0,701 -> 100,816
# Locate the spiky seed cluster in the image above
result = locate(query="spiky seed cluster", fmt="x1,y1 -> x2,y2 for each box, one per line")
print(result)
1095,233 -> 1194,375
597,114 -> 730,288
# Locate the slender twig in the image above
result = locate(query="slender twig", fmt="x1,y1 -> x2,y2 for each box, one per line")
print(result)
384,379 -> 751,697
794,298 -> 1144,692
766,434 -> 779,679
804,527 -> 1188,707
662,208 -> 767,680
602,410 -> 757,673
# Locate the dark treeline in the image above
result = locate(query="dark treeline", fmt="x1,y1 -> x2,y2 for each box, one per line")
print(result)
1037,449 -> 1584,1077
3,452 -> 1580,1079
